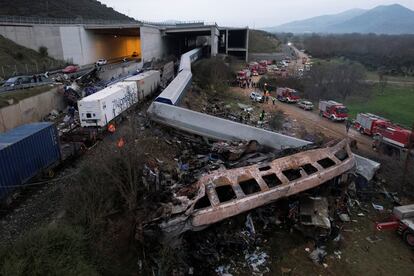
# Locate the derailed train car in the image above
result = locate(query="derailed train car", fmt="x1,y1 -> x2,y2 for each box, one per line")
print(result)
78,70 -> 160,128
0,123 -> 61,203
156,48 -> 202,106
0,49 -> 202,203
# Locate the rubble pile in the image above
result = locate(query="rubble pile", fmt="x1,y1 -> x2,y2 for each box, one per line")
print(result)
172,166 -> 401,275
133,123 -> 406,274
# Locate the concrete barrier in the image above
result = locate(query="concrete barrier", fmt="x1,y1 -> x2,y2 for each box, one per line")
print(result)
0,86 -> 65,133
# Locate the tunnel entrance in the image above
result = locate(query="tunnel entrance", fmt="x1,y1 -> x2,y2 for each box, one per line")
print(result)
83,27 -> 141,64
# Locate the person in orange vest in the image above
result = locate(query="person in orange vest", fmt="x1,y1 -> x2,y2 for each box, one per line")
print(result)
117,137 -> 125,148
108,123 -> 116,133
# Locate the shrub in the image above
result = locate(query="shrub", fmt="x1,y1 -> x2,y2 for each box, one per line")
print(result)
13,52 -> 24,60
193,58 -> 233,92
0,225 -> 97,275
38,46 -> 48,57
268,110 -> 285,130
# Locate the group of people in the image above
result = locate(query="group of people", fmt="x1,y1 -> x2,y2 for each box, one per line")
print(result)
32,74 -> 43,83
239,78 -> 258,89
260,91 -> 277,106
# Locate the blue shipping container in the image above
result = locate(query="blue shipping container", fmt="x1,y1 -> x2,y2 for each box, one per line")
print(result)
0,122 -> 61,201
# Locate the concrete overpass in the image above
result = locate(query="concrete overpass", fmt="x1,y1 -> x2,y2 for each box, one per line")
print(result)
0,16 -> 249,66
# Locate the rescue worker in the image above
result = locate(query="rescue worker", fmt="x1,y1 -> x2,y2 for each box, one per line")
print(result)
108,123 -> 116,133
259,110 -> 265,122
345,119 -> 352,133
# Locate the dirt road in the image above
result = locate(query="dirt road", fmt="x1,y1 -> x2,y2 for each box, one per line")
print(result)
231,87 -> 374,153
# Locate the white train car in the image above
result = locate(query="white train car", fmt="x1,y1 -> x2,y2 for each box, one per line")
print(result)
78,82 -> 138,127
156,48 -> 202,105
155,71 -> 192,105
123,70 -> 160,100
179,48 -> 202,72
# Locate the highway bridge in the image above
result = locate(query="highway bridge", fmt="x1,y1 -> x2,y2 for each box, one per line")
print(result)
0,16 -> 249,67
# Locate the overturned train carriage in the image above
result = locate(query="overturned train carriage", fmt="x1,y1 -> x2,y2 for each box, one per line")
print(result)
160,139 -> 356,235
155,48 -> 202,106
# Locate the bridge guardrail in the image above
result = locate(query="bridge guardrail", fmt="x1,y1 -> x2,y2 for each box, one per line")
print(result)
0,15 -> 138,25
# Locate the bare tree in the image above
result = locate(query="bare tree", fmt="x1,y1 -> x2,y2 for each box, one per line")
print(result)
334,62 -> 366,101
303,60 -> 365,101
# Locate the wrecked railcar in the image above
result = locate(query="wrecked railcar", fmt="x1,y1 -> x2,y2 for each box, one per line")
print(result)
160,139 -> 355,236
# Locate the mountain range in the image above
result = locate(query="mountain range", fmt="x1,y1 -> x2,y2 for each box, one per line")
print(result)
263,4 -> 414,34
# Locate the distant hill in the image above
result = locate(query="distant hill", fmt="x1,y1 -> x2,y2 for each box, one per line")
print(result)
0,0 -> 135,21
264,4 -> 414,34
263,9 -> 366,33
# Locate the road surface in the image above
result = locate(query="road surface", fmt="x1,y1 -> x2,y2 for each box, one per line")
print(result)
231,86 -> 374,154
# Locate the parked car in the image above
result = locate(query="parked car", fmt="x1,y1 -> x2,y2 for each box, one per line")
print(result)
298,100 -> 314,110
2,76 -> 31,87
250,91 -> 264,103
96,59 -> 108,66
62,65 -> 79,74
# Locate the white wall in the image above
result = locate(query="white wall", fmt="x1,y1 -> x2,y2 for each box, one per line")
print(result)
0,86 -> 65,133
210,27 -> 219,56
0,24 -> 165,66
60,27 -> 141,66
0,25 -> 64,60
60,26 -> 85,65
140,26 -> 165,62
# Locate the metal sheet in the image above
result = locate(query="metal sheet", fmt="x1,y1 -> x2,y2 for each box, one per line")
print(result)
0,122 -> 61,200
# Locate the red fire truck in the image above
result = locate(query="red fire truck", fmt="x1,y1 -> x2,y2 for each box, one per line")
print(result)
376,204 -> 414,248
375,124 -> 411,149
354,112 -> 412,158
249,62 -> 259,71
259,60 -> 268,67
237,69 -> 251,82
354,113 -> 390,135
318,100 -> 349,122
276,87 -> 300,103
254,60 -> 267,75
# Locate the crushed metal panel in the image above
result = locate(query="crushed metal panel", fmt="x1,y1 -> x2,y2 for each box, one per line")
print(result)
299,197 -> 330,229
161,139 -> 355,234
148,102 -> 380,179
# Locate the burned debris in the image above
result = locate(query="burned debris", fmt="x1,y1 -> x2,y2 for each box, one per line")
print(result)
145,138 -> 356,240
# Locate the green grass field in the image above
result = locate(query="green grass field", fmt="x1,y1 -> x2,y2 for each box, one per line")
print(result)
347,84 -> 414,127
365,71 -> 414,83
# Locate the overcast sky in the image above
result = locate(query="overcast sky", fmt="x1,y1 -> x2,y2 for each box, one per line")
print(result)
99,0 -> 414,27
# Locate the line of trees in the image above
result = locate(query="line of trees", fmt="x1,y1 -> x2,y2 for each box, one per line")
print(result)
260,60 -> 367,102
303,60 -> 367,101
302,34 -> 414,76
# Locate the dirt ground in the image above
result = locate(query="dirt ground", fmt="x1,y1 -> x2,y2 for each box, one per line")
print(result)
2,76 -> 413,275
182,85 -> 414,276
231,86 -> 374,154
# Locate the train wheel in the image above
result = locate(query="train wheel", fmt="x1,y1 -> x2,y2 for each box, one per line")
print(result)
403,230 -> 414,248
